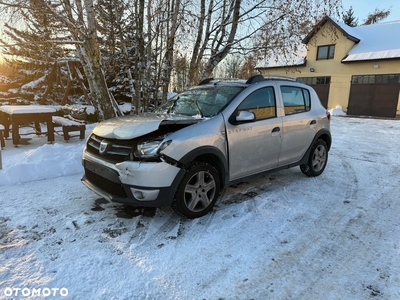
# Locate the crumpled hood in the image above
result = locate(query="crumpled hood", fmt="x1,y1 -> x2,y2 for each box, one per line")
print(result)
92,112 -> 202,139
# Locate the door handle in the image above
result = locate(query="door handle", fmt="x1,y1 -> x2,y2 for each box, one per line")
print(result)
310,120 -> 317,125
272,127 -> 280,133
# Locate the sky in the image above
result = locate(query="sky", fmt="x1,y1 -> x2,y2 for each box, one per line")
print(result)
342,0 -> 400,22
1,109 -> 400,299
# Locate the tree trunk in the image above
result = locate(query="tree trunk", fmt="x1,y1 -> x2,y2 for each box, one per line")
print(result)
161,0 -> 181,100
77,0 -> 122,121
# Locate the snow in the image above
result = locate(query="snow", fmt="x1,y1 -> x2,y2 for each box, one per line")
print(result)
0,75 -> 11,84
52,116 -> 83,126
329,105 -> 346,116
1,116 -> 400,299
0,105 -> 58,114
21,75 -> 46,91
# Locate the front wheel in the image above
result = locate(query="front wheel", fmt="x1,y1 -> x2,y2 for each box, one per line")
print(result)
173,162 -> 220,219
300,139 -> 328,177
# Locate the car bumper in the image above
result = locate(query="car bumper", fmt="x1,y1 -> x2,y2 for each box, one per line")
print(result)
81,152 -> 185,207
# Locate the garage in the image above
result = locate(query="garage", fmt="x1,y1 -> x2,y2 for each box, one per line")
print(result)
301,76 -> 330,108
347,74 -> 400,118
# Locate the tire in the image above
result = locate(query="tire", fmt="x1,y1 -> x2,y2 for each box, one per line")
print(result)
300,139 -> 328,177
173,162 -> 220,219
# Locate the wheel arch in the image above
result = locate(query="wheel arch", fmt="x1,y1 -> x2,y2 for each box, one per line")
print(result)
317,129 -> 332,151
299,129 -> 332,165
179,146 -> 229,189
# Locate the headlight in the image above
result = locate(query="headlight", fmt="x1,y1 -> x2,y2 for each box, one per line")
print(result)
134,139 -> 172,159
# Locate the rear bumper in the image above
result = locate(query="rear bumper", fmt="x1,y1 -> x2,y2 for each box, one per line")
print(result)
81,152 -> 185,207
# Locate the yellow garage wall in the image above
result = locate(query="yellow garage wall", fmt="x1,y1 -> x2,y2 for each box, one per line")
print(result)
258,21 -> 400,115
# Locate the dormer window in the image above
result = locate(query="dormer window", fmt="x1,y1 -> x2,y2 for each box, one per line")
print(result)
317,45 -> 335,60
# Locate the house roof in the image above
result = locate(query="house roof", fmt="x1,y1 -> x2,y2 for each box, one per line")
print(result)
302,15 -> 360,44
340,19 -> 400,62
256,15 -> 400,69
255,47 -> 307,69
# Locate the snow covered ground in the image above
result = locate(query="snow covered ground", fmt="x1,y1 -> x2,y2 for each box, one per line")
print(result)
1,115 -> 400,299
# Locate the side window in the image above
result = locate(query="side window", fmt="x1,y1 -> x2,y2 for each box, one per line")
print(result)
237,87 -> 276,120
281,86 -> 311,115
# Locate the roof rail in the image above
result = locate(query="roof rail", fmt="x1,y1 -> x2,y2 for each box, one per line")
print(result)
198,77 -> 245,85
198,78 -> 214,85
246,74 -> 302,84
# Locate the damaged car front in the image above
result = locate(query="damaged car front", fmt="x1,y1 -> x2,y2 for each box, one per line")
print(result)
81,83 -> 245,215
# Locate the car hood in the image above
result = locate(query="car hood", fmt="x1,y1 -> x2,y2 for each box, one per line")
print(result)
92,112 -> 203,139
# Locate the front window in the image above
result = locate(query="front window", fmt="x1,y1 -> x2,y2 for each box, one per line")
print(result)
154,85 -> 243,117
317,45 -> 335,60
237,87 -> 276,120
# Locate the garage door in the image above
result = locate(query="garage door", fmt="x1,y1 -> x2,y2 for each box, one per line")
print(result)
301,76 -> 330,108
348,74 -> 400,118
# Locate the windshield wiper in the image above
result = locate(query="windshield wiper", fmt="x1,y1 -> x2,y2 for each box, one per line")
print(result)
167,96 -> 179,114
193,98 -> 204,118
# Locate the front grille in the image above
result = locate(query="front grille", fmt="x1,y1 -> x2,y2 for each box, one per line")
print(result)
87,134 -> 135,163
85,169 -> 127,198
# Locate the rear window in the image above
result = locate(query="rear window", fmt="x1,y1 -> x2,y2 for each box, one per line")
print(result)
280,86 -> 311,115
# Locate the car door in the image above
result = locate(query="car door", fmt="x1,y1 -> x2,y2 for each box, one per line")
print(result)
224,86 -> 283,181
278,85 -> 317,166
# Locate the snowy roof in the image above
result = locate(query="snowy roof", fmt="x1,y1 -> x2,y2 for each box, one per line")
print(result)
303,16 -> 400,62
340,20 -> 400,62
255,46 -> 307,69
256,16 -> 400,69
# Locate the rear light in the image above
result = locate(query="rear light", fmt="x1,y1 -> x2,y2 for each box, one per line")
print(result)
326,111 -> 331,121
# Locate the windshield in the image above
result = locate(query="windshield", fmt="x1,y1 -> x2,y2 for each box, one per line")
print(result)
154,85 -> 244,117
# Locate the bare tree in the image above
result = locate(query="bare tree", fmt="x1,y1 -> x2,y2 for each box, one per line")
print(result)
219,54 -> 243,79
363,8 -> 391,25
183,0 -> 341,85
238,55 -> 257,79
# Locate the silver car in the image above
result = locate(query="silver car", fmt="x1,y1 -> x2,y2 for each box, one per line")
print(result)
82,75 -> 331,218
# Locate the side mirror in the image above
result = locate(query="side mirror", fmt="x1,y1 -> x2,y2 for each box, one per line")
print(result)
236,110 -> 255,122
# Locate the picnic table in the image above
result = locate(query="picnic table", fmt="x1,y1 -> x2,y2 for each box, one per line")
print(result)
0,105 -> 58,146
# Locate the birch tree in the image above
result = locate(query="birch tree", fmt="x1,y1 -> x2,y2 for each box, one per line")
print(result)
62,0 -> 123,120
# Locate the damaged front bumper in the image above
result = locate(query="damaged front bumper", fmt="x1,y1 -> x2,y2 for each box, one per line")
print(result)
81,152 -> 185,207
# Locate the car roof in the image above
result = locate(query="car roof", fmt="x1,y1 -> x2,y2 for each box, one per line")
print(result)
197,74 -> 305,87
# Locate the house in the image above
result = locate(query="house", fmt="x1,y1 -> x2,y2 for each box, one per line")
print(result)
255,16 -> 400,118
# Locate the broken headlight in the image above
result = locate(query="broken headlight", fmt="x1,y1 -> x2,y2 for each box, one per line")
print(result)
134,138 -> 172,159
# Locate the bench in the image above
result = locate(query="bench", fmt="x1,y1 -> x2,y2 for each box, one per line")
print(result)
0,124 -> 4,149
52,106 -> 87,141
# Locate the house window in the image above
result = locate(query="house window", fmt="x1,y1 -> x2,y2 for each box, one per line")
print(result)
352,74 -> 400,84
301,77 -> 331,85
317,45 -> 335,60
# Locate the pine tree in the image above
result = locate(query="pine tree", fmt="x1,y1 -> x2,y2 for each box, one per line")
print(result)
96,0 -> 130,103
343,6 -> 358,27
0,1 -> 71,103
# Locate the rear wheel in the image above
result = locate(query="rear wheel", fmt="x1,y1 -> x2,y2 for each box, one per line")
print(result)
173,162 -> 220,219
300,139 -> 328,177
